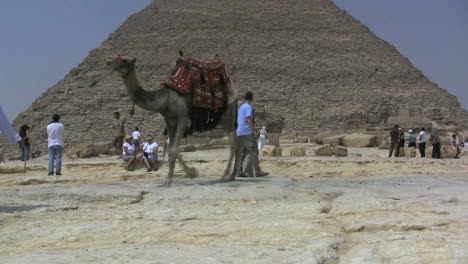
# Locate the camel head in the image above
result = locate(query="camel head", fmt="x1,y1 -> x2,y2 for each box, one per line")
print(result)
107,55 -> 137,76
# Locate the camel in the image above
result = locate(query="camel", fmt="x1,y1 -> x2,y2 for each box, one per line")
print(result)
108,55 -> 241,186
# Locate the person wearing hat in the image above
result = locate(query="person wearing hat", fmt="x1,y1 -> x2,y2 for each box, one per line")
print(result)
408,129 -> 416,148
142,135 -> 159,172
122,135 -> 137,171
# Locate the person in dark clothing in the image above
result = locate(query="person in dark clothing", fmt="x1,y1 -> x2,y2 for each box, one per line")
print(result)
429,127 -> 442,159
389,124 -> 400,157
398,128 -> 405,156
18,124 -> 31,161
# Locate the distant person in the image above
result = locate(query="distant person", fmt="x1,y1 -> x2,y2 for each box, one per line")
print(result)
451,134 -> 461,158
428,127 -> 441,159
162,135 -> 170,161
142,135 -> 159,172
122,135 -> 138,171
258,126 -> 268,151
418,127 -> 427,157
235,91 -> 268,178
47,114 -> 64,176
408,129 -> 416,148
132,127 -> 141,153
18,124 -> 32,161
0,144 -> 4,163
388,124 -> 400,157
398,128 -> 405,157
112,112 -> 126,153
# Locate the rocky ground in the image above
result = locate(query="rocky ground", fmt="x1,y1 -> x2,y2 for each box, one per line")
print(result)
0,144 -> 467,264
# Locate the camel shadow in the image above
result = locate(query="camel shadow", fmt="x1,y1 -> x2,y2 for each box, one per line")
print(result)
0,204 -> 51,213
197,177 -> 270,186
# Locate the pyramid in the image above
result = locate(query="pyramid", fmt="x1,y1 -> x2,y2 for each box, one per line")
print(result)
5,0 -> 468,154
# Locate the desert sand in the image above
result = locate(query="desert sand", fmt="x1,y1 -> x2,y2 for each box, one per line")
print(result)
0,144 -> 467,264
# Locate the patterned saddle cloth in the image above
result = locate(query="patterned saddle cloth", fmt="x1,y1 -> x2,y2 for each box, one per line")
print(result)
164,57 -> 230,112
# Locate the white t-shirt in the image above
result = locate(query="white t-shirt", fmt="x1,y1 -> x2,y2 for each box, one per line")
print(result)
122,142 -> 135,155
47,122 -> 64,148
132,131 -> 140,140
418,131 -> 426,143
143,142 -> 158,154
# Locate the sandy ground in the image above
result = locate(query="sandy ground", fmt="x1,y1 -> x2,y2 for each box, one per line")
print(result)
0,144 -> 467,264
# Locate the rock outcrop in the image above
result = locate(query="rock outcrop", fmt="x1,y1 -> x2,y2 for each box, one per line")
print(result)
343,134 -> 378,148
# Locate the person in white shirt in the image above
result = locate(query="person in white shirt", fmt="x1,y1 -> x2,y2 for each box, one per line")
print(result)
418,127 -> 427,158
132,127 -> 141,153
47,114 -> 64,176
122,135 -> 138,171
257,126 -> 268,151
142,135 -> 159,172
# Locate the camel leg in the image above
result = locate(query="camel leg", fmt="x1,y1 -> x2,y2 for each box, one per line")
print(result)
164,123 -> 177,187
163,119 -> 198,186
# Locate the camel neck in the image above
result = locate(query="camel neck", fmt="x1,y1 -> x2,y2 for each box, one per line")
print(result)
122,66 -> 167,113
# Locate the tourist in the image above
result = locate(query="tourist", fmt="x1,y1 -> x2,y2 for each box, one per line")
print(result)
142,135 -> 159,172
408,129 -> 416,148
235,91 -> 268,178
388,124 -> 400,157
418,127 -> 427,157
112,112 -> 126,153
451,134 -> 461,158
122,135 -> 138,171
428,127 -> 441,159
258,126 -> 268,151
132,127 -> 141,153
398,128 -> 405,157
18,124 -> 32,161
47,114 -> 64,176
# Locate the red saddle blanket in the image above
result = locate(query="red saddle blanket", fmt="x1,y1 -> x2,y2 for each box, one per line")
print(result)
164,57 -> 230,111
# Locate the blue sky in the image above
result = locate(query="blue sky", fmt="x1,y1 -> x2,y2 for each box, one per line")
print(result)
1,0 -> 467,121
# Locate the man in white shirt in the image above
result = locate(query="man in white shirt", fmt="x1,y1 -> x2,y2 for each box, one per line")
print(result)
132,127 -> 141,153
47,114 -> 64,176
418,127 -> 426,158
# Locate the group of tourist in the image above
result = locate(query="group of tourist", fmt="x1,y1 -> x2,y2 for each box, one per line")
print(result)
112,111 -> 164,172
389,124 -> 465,159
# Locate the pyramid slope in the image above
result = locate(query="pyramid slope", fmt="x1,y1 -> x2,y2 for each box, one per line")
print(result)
6,0 -> 468,153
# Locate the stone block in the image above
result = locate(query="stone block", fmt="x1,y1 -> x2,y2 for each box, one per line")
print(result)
332,146 -> 348,157
290,147 -> 306,156
323,134 -> 347,147
441,145 -> 458,159
314,144 -> 333,156
400,148 -> 416,157
293,137 -> 309,143
343,134 -> 377,147
262,146 -> 282,156
279,138 -> 294,144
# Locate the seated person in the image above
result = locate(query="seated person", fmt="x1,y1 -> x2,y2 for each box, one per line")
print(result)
122,135 -> 138,171
142,135 -> 159,172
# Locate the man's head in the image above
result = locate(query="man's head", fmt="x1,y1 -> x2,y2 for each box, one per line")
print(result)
135,127 -> 139,131
147,135 -> 154,143
393,124 -> 399,129
421,127 -> 425,131
52,114 -> 60,122
244,91 -> 253,102
113,112 -> 120,119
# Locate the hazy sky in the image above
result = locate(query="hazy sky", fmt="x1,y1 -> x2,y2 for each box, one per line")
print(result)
1,0 -> 467,122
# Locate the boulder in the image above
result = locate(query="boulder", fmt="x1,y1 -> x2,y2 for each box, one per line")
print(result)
290,147 -> 306,156
400,148 -> 416,157
314,144 -> 333,156
441,145 -> 458,159
66,143 -> 112,158
181,145 -> 196,152
343,134 -> 377,147
314,132 -> 332,145
323,134 -> 347,147
262,146 -> 282,156
379,138 -> 391,150
332,146 -> 348,157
